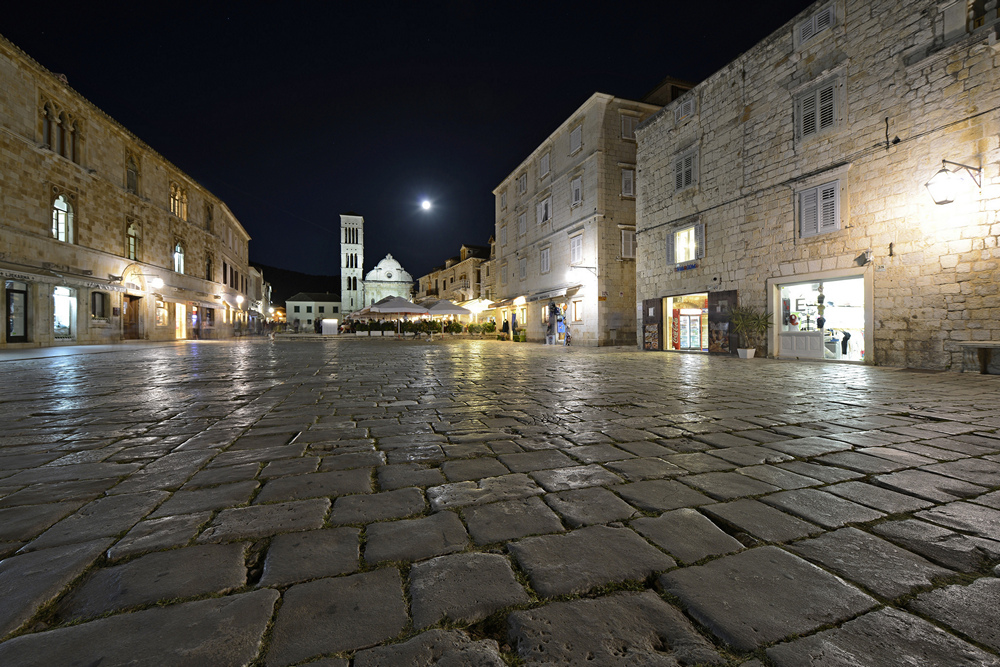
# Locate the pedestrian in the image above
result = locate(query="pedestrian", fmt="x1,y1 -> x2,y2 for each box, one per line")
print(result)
501,318 -> 509,341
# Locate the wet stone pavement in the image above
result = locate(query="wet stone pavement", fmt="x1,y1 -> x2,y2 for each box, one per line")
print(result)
1,337 -> 999,666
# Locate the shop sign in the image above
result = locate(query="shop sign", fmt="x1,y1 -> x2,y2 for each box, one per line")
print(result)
675,262 -> 698,272
0,269 -> 38,282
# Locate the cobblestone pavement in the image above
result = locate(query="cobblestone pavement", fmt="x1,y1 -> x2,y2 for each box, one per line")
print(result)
1,337 -> 999,666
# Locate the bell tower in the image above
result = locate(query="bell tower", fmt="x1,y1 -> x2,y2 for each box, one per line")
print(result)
340,213 -> 364,311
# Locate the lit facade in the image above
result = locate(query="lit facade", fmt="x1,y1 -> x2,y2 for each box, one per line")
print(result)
0,34 -> 252,347
636,0 -> 1000,370
493,93 -> 660,345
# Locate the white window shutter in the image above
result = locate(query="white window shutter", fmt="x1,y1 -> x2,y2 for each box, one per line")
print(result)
695,222 -> 705,259
818,84 -> 835,131
665,232 -> 675,266
815,6 -> 833,32
800,93 -> 817,137
819,182 -> 839,231
570,126 -> 582,153
536,202 -> 542,224
674,157 -> 684,190
800,187 -> 819,237
622,169 -> 634,196
799,17 -> 816,43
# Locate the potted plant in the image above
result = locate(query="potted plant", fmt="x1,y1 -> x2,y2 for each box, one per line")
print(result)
730,305 -> 771,358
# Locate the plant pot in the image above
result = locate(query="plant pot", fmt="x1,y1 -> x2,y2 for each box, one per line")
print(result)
737,348 -> 756,359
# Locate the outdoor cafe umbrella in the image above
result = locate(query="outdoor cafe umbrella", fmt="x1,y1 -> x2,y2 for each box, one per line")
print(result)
359,296 -> 429,334
425,299 -> 472,317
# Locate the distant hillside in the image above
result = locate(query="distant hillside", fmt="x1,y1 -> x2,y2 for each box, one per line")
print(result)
251,262 -> 339,305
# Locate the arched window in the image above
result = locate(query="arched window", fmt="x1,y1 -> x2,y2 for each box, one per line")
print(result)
126,221 -> 140,260
169,183 -> 188,220
173,242 -> 185,274
206,255 -> 213,281
42,102 -> 55,147
126,156 -> 139,194
52,195 -> 73,242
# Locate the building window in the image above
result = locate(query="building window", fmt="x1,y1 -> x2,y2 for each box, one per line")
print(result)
501,262 -> 508,285
42,103 -> 81,164
540,247 -> 550,274
540,152 -> 550,177
294,305 -> 300,313
206,256 -> 213,281
570,235 -> 583,264
155,299 -> 169,326
125,155 -> 139,194
169,183 -> 188,220
500,191 -> 507,210
126,221 -> 140,260
621,114 -> 639,140
572,300 -> 583,322
796,80 -> 837,140
204,308 -> 214,326
518,212 -> 527,236
518,257 -> 527,281
205,203 -> 214,230
621,229 -> 636,259
52,195 -> 74,243
666,222 -> 705,265
674,149 -> 698,192
674,98 -> 695,123
537,197 -> 552,224
516,173 -> 527,195
570,177 -> 583,207
173,242 -> 185,274
797,4 -> 834,44
333,307 -> 339,313
500,225 -> 508,246
622,168 -> 635,197
570,125 -> 582,154
318,306 -> 325,313
90,291 -> 110,321
799,181 -> 840,238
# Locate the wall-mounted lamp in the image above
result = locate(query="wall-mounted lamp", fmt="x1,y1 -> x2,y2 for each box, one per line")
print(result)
236,295 -> 245,307
855,249 -> 873,266
925,160 -> 982,205
109,274 -> 124,283
148,277 -> 165,289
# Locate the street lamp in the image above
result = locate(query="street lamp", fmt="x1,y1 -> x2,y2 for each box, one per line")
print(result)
236,295 -> 244,307
925,160 -> 982,205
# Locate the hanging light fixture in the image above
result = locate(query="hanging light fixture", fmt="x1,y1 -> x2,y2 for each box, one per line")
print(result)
925,160 -> 982,205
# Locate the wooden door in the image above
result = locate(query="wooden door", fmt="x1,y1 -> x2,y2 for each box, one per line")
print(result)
123,295 -> 141,339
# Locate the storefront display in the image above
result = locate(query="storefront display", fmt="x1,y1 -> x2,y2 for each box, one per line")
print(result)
778,277 -> 865,361
662,293 -> 708,351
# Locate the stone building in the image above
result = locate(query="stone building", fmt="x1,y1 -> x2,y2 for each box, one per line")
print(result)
416,244 -> 489,302
492,93 -> 662,345
363,254 -> 414,305
635,0 -> 1000,370
286,292 -> 340,332
0,34 -> 252,347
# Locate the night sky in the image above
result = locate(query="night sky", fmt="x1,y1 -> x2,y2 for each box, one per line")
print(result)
4,1 -> 815,280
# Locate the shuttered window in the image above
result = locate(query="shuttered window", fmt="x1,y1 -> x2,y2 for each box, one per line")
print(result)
798,82 -> 837,139
674,98 -> 695,123
674,149 -> 698,192
540,247 -> 550,274
799,181 -> 840,238
666,222 -> 705,265
571,177 -> 583,206
622,169 -> 635,197
518,212 -> 527,235
798,5 -> 834,44
539,152 -> 550,177
621,115 -> 639,139
570,125 -> 582,154
536,197 -> 552,224
570,235 -> 583,264
621,230 -> 636,259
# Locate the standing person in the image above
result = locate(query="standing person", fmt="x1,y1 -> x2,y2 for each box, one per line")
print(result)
546,303 -> 558,345
564,324 -> 571,346
501,318 -> 509,341
511,313 -> 518,341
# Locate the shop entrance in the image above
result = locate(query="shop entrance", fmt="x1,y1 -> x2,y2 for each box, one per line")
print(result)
662,293 -> 708,351
778,277 -> 865,361
123,295 -> 142,339
5,280 -> 28,343
175,303 -> 186,339
53,286 -> 76,340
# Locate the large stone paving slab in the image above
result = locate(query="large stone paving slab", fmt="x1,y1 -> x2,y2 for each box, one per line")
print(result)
908,577 -> 1000,651
660,546 -> 877,650
788,527 -> 953,599
60,543 -> 248,619
762,488 -> 885,528
613,479 -> 716,512
409,552 -> 529,628
354,629 -> 505,667
875,469 -> 988,502
198,498 -> 330,542
149,480 -> 259,518
23,490 -> 168,551
631,508 -> 743,564
259,527 -> 359,587
509,525 -> 675,597
265,568 -> 408,666
329,486 -> 425,524
0,502 -> 83,542
462,496 -> 565,545
766,607 -> 1000,667
427,473 -> 543,510
254,468 -> 372,503
364,510 -> 468,563
824,480 -> 934,513
703,499 -> 822,543
529,465 -> 623,491
873,518 -> 1000,572
543,486 -> 638,527
107,511 -> 213,561
507,591 -> 724,666
0,538 -> 111,638
681,471 -> 781,500
916,501 -> 1000,540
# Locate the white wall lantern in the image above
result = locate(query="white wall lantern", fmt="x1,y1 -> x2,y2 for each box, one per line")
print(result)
925,160 -> 982,205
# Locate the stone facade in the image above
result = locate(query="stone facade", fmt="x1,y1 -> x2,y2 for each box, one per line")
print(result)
635,0 -> 1000,370
416,244 -> 489,303
364,254 -> 414,305
494,93 -> 661,346
0,34 -> 252,347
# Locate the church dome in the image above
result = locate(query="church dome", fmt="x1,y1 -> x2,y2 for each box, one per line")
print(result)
365,254 -> 413,282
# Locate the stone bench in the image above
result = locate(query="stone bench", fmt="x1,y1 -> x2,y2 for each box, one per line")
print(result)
957,342 -> 1000,374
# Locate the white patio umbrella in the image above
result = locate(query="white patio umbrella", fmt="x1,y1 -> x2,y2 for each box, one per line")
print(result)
425,299 -> 472,317
363,296 -> 429,334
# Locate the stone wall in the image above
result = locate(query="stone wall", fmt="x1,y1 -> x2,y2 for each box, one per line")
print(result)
0,35 -> 252,346
636,0 -> 1000,369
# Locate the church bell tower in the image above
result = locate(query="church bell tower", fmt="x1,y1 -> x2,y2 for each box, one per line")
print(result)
340,213 -> 364,311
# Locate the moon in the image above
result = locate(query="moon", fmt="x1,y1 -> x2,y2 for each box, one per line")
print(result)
421,200 -> 431,211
